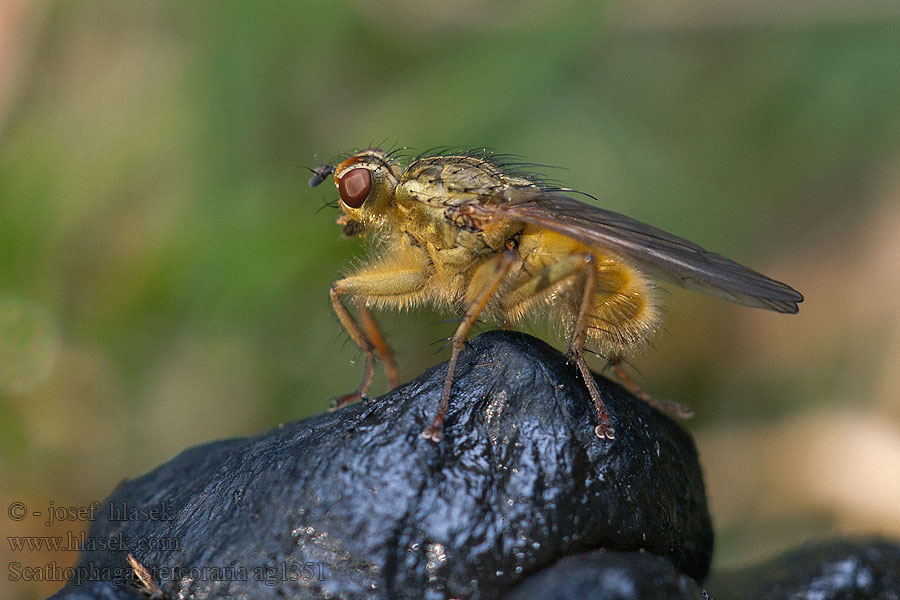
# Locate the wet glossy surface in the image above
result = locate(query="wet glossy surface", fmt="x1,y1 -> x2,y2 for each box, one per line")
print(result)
52,331 -> 712,599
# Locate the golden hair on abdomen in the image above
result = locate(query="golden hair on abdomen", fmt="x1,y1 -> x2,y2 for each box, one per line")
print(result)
585,256 -> 662,360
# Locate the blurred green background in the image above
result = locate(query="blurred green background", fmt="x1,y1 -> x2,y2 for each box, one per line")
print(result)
2,2 -> 900,598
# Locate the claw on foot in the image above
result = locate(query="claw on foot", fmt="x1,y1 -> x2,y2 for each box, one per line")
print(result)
421,425 -> 443,443
657,399 -> 693,420
594,423 -> 616,440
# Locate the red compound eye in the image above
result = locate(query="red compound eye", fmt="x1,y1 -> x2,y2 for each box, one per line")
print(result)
337,168 -> 372,208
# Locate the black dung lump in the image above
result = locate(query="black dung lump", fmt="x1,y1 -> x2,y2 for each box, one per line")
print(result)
50,330 -> 712,600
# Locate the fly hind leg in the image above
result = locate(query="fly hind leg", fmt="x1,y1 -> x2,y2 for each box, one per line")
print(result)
500,252 -> 616,440
610,362 -> 693,419
568,254 -> 617,440
583,261 -> 692,420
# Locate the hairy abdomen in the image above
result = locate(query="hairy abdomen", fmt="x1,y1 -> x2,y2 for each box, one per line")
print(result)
499,227 -> 662,360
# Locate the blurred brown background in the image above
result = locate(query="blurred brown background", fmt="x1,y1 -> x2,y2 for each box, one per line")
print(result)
1,2 -> 899,598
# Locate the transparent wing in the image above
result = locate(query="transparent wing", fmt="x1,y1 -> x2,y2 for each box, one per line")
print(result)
489,188 -> 803,313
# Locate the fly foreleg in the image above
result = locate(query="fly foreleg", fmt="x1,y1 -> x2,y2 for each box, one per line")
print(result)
330,262 -> 427,408
356,302 -> 400,390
